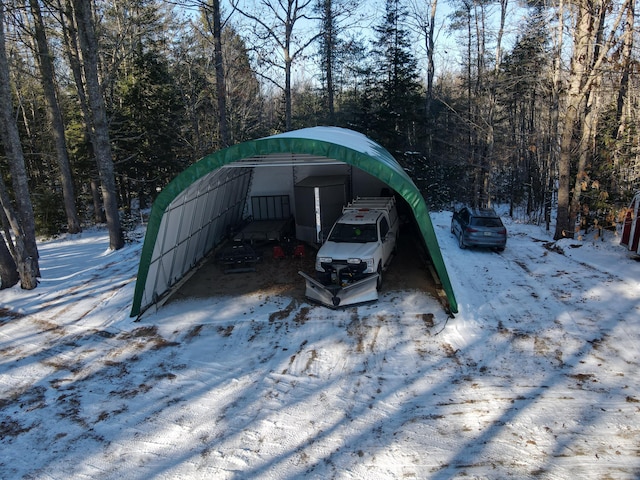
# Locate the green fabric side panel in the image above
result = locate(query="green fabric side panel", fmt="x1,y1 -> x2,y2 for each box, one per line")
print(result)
130,150 -> 231,316
131,134 -> 458,316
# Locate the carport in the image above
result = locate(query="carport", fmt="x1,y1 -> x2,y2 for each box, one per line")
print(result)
130,127 -> 458,317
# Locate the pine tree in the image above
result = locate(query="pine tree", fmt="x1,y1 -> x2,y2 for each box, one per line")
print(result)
371,0 -> 423,153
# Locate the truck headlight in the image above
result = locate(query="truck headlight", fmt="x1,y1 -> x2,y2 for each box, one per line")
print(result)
316,257 -> 332,271
364,258 -> 375,273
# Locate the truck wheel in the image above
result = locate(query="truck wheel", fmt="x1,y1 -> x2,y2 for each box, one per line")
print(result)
376,263 -> 383,290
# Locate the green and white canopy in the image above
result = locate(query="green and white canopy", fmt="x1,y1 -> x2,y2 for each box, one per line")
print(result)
130,127 -> 457,317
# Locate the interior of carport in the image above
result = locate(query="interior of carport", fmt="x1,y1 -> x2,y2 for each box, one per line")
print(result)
130,127 -> 458,318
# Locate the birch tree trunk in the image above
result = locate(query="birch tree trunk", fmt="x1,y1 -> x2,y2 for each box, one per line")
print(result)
0,1 -> 39,288
71,0 -> 123,249
29,0 -> 81,234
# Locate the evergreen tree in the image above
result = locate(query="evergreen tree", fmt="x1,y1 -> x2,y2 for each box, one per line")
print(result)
498,7 -> 551,214
315,0 -> 359,124
112,48 -> 185,208
222,28 -> 265,143
370,0 -> 423,154
173,13 -> 264,151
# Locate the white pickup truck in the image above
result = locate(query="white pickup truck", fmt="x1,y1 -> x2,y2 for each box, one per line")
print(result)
299,196 -> 400,307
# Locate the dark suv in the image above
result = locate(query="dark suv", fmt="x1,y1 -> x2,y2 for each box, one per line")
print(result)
451,207 -> 507,251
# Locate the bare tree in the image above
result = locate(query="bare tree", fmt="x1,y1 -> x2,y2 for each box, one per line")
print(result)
0,0 -> 39,288
231,0 -> 322,130
70,0 -> 123,249
611,0 -> 635,195
408,0 -> 439,121
198,0 -> 231,147
29,0 -> 81,234
545,0 -> 564,231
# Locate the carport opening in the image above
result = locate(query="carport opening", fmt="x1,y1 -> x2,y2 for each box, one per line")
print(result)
165,191 -> 440,307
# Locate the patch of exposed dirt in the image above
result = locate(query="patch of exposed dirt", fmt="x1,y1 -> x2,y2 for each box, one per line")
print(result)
170,242 -> 315,303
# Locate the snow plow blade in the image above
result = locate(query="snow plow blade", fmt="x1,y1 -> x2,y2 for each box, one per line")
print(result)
298,271 -> 379,308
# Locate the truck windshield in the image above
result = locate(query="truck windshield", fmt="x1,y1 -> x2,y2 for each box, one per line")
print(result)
328,223 -> 377,243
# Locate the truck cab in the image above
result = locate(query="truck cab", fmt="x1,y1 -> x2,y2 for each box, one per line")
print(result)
302,197 -> 399,306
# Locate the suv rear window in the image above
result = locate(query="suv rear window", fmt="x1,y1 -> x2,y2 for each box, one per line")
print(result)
471,217 -> 503,228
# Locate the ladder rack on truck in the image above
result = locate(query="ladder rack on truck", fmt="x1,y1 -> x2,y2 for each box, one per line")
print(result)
343,196 -> 396,214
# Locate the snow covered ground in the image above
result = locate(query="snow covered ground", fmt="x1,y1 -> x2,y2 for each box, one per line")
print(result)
1,210 -> 639,479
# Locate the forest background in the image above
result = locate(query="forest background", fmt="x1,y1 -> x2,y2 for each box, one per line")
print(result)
0,0 -> 639,290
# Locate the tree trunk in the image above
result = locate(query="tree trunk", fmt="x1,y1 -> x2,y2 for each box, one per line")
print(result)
569,3 -> 606,234
284,45 -> 292,130
71,0 -> 123,249
30,0 -> 82,234
425,0 -> 437,139
482,0 -> 507,208
554,0 -> 627,240
211,0 -> 230,147
90,177 -> 105,223
0,1 -> 40,287
0,232 -> 18,289
61,0 -> 90,124
612,0 -> 635,194
321,0 -> 335,123
0,177 -> 38,289
569,90 -> 599,234
547,0 -> 564,232
554,0 -> 598,239
0,208 -> 15,257
555,86 -> 582,239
